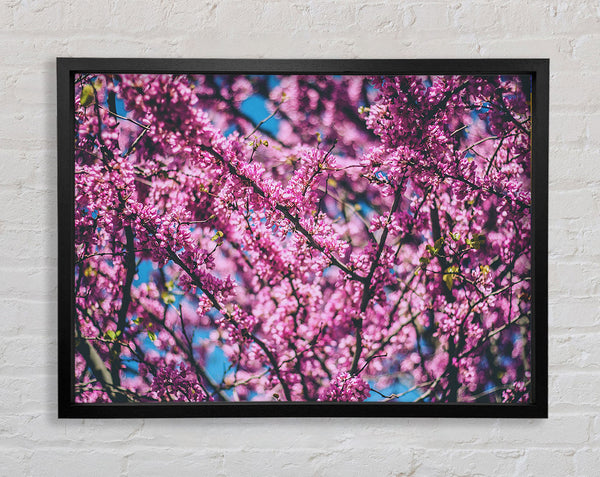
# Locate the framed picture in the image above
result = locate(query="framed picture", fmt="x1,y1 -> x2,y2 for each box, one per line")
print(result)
57,58 -> 548,418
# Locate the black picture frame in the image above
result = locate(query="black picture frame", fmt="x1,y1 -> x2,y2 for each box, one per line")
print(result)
57,58 -> 548,418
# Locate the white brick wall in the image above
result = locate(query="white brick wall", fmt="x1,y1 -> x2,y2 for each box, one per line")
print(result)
0,0 -> 598,475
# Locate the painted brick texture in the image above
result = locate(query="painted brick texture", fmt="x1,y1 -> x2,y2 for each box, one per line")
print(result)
0,0 -> 598,475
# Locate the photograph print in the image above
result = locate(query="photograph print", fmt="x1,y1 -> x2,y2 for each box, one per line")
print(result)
59,59 -> 548,417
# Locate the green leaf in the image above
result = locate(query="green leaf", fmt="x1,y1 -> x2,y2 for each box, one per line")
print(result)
148,331 -> 156,341
161,290 -> 175,305
442,265 -> 459,290
449,232 -> 460,241
211,230 -> 224,241
83,264 -> 95,277
105,329 -> 116,340
80,84 -> 95,108
468,233 -> 486,250
165,280 -> 174,291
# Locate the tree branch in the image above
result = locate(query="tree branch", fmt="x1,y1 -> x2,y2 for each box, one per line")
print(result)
75,332 -> 129,402
350,187 -> 403,375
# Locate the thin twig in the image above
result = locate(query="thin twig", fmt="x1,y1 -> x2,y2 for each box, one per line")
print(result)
97,104 -> 150,130
244,103 -> 283,140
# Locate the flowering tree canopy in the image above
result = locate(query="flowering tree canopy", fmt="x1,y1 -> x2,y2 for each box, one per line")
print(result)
73,72 -> 532,404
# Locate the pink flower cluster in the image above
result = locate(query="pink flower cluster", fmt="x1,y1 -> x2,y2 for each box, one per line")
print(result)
146,362 -> 208,402
319,372 -> 371,402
